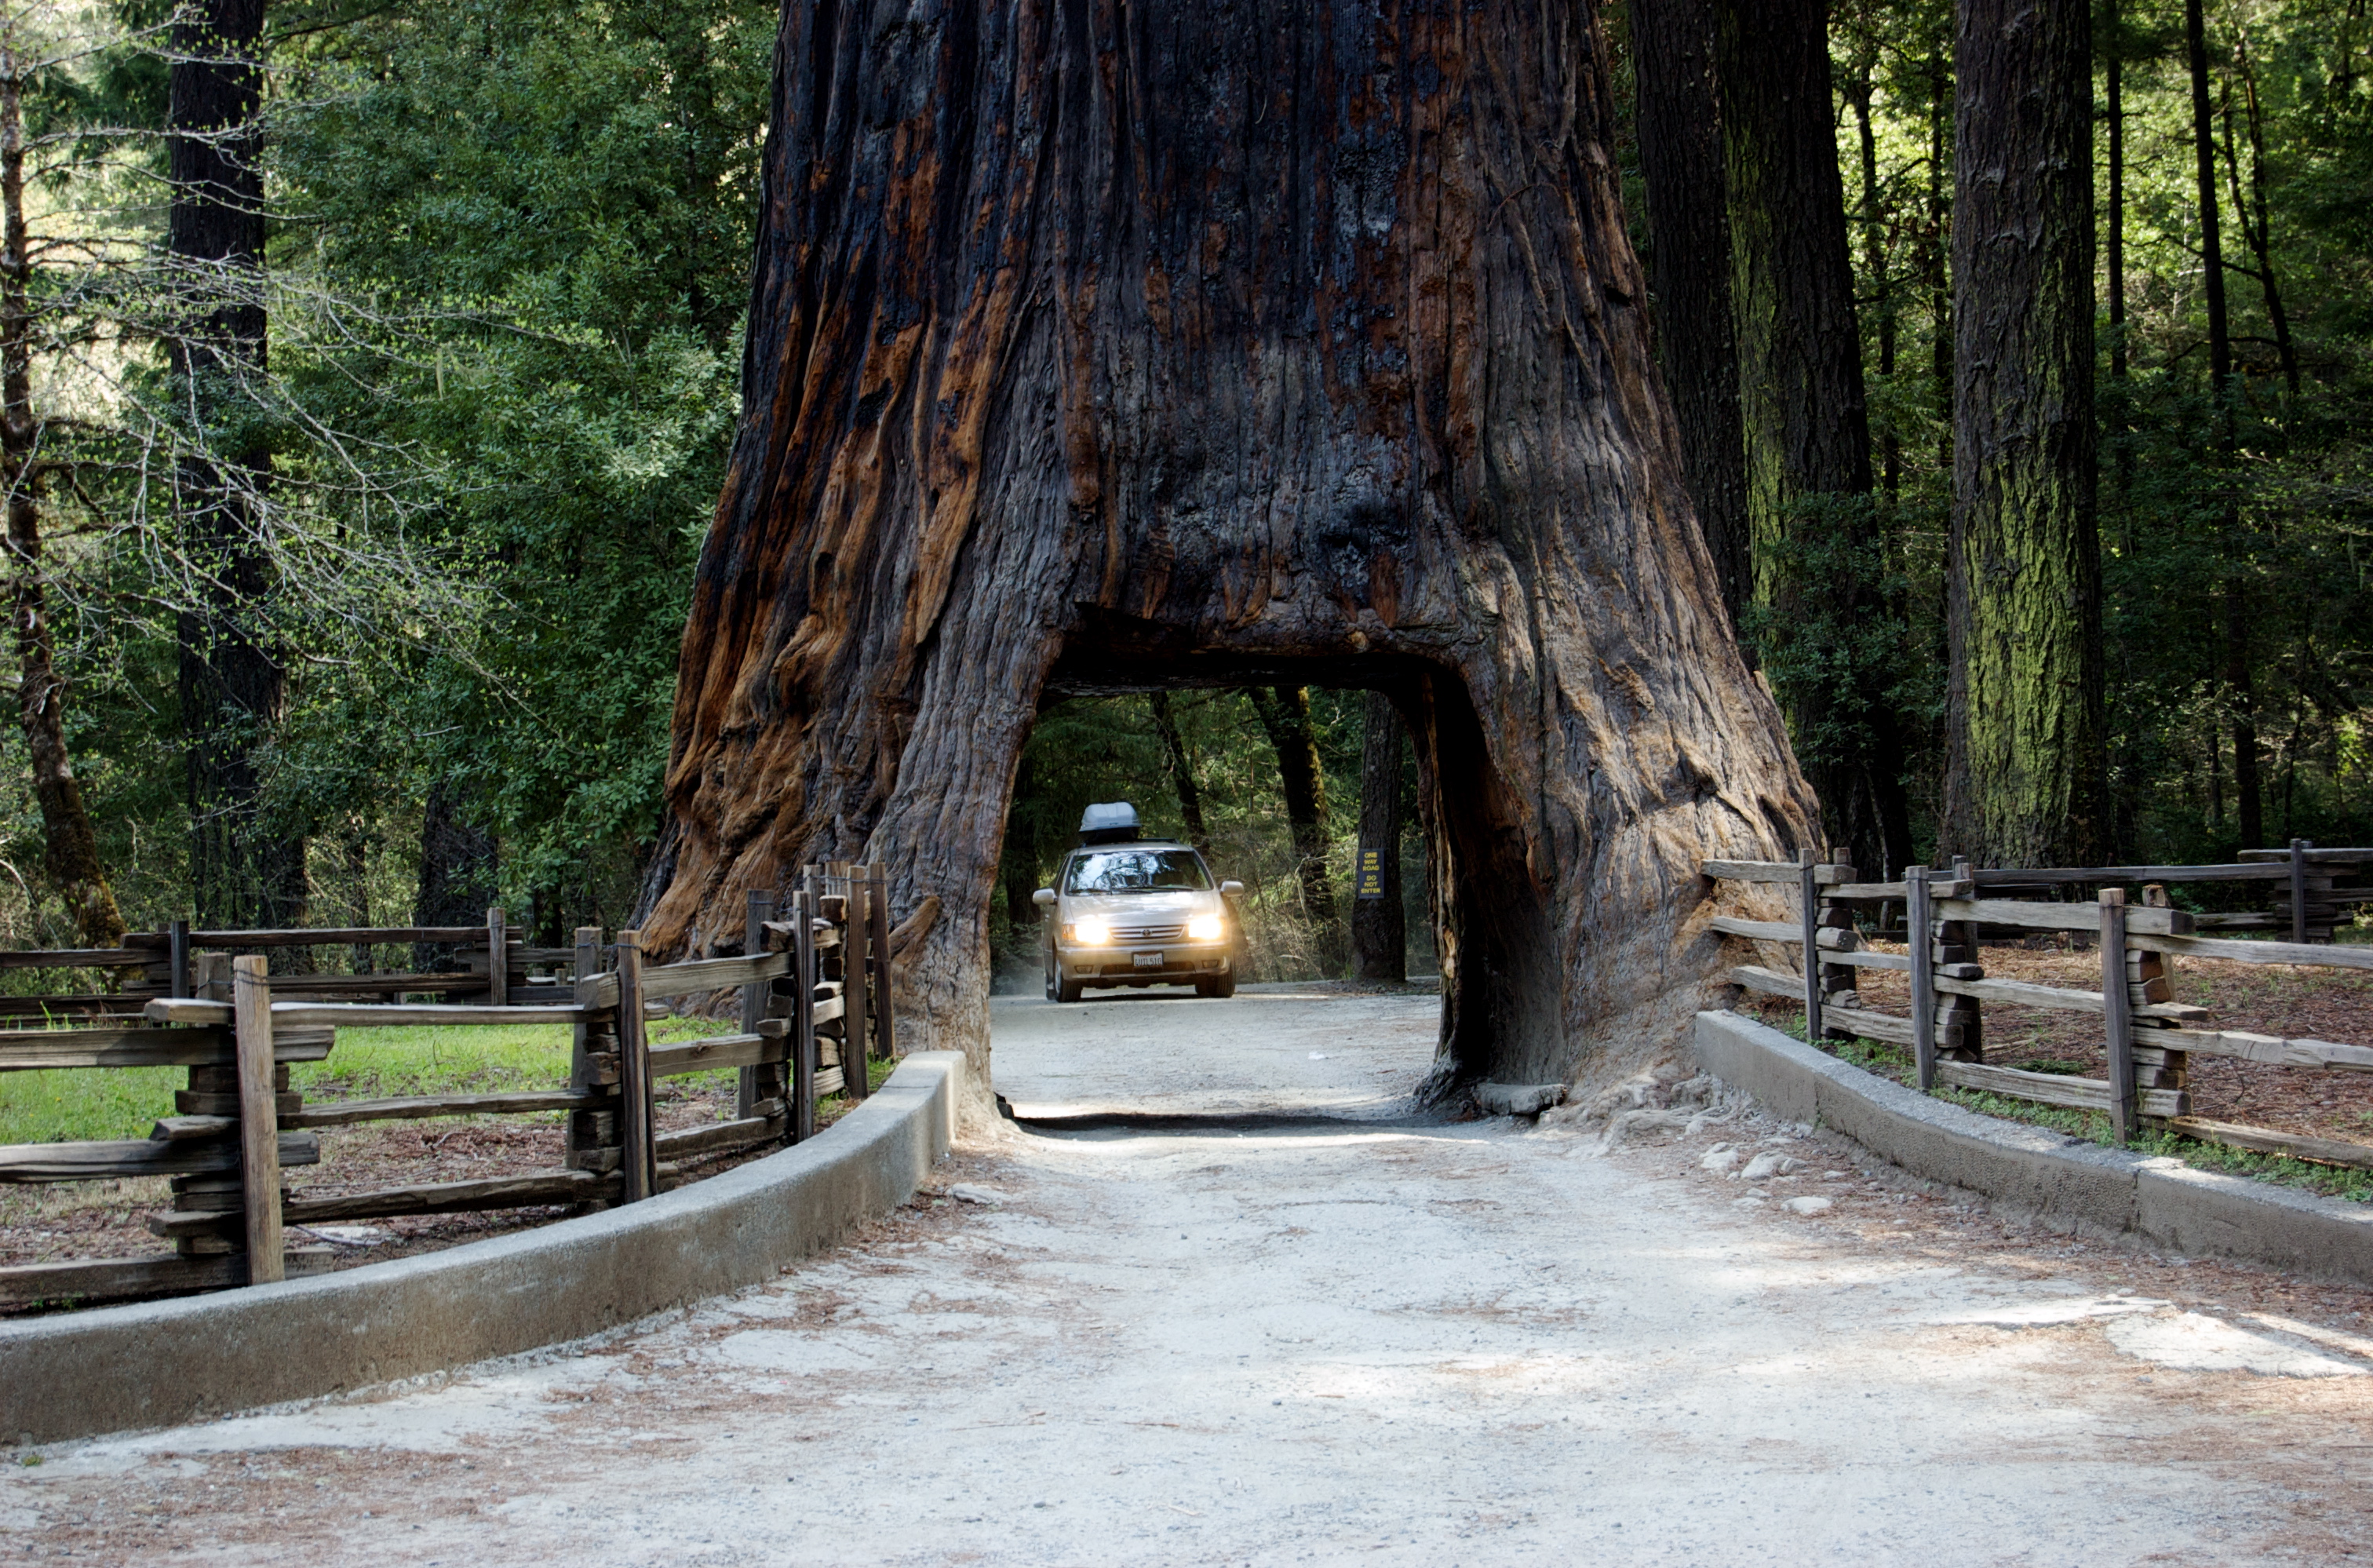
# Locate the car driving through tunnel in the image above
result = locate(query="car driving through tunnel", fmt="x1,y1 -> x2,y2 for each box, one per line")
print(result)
1034,803 -> 1242,1002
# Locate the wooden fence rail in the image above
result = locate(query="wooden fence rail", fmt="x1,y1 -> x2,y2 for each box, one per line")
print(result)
0,862 -> 901,1311
1705,845 -> 2373,1169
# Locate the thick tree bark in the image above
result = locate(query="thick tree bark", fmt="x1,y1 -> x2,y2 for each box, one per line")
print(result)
1147,692 -> 1210,860
646,0 -> 1818,1094
1,57 -> 122,949
1249,684 -> 1340,971
1352,690 -> 1406,983
1940,0 -> 2105,869
1715,0 -> 1910,877
1628,0 -> 1750,630
172,0 -> 301,929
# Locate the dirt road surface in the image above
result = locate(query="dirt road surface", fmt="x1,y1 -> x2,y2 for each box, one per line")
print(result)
6,986 -> 2373,1565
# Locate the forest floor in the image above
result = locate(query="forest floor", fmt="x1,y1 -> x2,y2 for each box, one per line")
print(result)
5,986 -> 2371,1564
0,1023 -> 879,1297
1736,935 -> 2373,1199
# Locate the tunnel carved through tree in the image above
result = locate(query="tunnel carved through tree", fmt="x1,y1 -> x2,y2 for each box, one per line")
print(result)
640,0 -> 1820,1096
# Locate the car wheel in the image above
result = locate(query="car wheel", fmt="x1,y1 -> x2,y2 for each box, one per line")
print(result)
1044,946 -> 1058,1002
1055,957 -> 1085,1005
1201,967 -> 1237,1000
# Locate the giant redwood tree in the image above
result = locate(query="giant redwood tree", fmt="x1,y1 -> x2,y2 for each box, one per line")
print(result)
1942,0 -> 2105,866
645,0 -> 1819,1095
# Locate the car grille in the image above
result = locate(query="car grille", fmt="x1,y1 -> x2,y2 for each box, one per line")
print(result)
1107,923 -> 1186,943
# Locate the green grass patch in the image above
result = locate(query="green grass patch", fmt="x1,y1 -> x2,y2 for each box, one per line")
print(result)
1746,1007 -> 2373,1205
0,1016 -> 760,1144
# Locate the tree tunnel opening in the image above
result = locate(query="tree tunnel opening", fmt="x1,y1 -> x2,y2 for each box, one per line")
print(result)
993,633 -> 1562,1096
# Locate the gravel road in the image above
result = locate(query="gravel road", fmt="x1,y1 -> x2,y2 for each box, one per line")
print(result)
6,986 -> 2372,1565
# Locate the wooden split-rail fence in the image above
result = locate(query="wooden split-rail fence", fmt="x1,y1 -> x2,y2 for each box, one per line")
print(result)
0,863 -> 896,1311
1704,846 -> 2373,1169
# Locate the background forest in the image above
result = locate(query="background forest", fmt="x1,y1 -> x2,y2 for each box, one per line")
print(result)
0,0 -> 2364,984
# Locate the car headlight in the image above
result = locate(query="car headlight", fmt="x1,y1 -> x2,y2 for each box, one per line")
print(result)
1186,913 -> 1223,941
1072,919 -> 1110,946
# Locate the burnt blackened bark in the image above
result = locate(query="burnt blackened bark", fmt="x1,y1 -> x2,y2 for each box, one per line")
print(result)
1941,0 -> 2106,868
1715,0 -> 1909,877
1628,0 -> 1749,631
172,0 -> 299,928
1352,690 -> 1406,983
650,1 -> 1818,1092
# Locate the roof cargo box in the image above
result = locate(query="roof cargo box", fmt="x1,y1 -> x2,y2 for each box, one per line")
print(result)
1079,801 -> 1140,844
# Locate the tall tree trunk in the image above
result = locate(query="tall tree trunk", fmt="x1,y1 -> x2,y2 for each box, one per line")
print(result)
2105,0 -> 2127,385
1249,684 -> 1341,972
413,780 -> 495,970
1000,750 -> 1042,930
1147,691 -> 1210,859
1941,0 -> 2106,869
2227,39 -> 2300,398
172,0 -> 300,930
1628,0 -> 1751,630
1715,0 -> 1909,876
0,50 -> 122,949
1351,690 -> 1406,983
1926,50 -> 1954,479
2185,0 -> 2258,844
1847,49 -> 1899,504
643,0 -> 1819,1094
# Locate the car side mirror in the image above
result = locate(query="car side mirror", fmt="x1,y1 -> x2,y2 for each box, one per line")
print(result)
1032,888 -> 1057,907
1219,880 -> 1244,897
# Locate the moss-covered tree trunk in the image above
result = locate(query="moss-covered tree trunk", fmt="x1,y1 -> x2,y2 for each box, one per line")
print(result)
0,55 -> 122,949
1941,0 -> 2105,867
645,0 -> 1818,1096
1715,0 -> 1909,877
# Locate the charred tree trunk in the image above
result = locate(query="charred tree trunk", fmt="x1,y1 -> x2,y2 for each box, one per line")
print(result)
171,0 -> 301,930
1351,691 -> 1406,984
647,1 -> 1817,1094
1628,0 -> 1750,631
0,52 -> 122,949
1147,691 -> 1210,859
1249,684 -> 1340,972
1715,0 -> 1910,877
1941,0 -> 2106,869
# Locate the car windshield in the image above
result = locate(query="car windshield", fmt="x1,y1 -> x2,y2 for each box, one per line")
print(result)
1064,849 -> 1211,894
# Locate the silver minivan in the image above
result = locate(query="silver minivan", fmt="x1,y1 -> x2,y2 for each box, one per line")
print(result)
1033,805 -> 1241,1002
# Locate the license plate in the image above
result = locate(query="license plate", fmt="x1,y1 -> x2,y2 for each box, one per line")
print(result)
1132,950 -> 1165,969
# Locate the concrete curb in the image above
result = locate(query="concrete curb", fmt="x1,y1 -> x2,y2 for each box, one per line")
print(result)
0,1051 -> 965,1444
1693,1012 -> 2373,1286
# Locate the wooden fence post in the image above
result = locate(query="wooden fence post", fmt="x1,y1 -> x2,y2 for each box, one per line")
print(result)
1798,849 -> 1822,1044
868,863 -> 895,1059
170,918 -> 191,999
739,889 -> 773,1120
793,888 -> 818,1142
2101,888 -> 2136,1145
2291,837 -> 2309,946
615,929 -> 656,1202
487,906 -> 508,1008
1907,867 -> 1937,1090
231,955 -> 284,1285
844,872 -> 871,1102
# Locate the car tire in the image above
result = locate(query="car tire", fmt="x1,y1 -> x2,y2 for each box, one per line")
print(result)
1055,958 -> 1085,1005
1199,968 -> 1237,1000
1044,952 -> 1058,1002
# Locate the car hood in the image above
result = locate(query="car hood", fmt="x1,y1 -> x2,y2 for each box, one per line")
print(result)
1060,890 -> 1223,922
